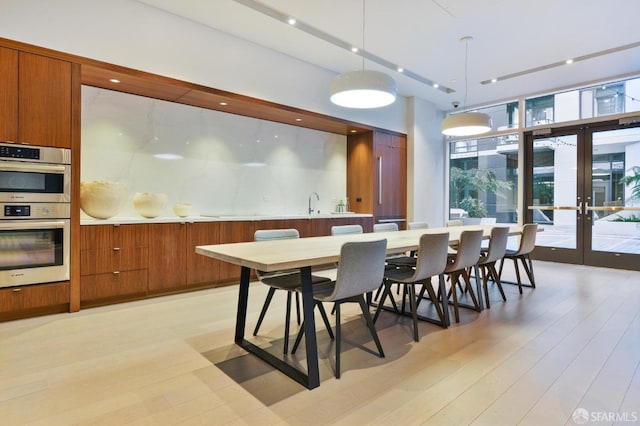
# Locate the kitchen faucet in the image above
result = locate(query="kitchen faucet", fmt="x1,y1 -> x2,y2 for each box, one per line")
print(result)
308,192 -> 319,214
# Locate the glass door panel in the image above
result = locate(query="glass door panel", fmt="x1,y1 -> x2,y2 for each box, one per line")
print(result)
585,127 -> 640,265
528,135 -> 581,262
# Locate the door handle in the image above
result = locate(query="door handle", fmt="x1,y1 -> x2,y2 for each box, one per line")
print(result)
527,205 -> 580,211
378,156 -> 382,205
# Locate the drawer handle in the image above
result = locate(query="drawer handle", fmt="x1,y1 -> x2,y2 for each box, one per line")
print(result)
113,247 -> 121,251
12,288 -> 22,293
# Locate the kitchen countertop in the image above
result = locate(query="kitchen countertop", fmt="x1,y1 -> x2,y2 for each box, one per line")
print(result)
80,212 -> 372,225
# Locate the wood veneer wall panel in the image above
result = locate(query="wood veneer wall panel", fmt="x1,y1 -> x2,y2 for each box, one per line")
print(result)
18,53 -> 71,148
0,47 -> 18,142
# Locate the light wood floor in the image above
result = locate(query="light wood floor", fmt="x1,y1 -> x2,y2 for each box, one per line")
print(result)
1,261 -> 639,425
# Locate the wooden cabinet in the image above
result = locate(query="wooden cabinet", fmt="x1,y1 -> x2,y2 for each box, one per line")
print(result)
347,130 -> 407,227
218,221 -> 255,283
148,223 -> 187,294
0,47 -> 18,142
0,282 -> 70,321
80,224 -> 149,305
0,47 -> 72,148
185,221 -> 220,286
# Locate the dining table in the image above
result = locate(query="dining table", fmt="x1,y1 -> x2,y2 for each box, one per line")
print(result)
195,224 -> 526,389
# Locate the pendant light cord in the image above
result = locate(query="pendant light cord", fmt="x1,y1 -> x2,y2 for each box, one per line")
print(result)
361,0 -> 366,70
463,37 -> 469,109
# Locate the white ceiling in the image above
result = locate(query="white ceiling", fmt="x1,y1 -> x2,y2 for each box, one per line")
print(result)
136,0 -> 640,111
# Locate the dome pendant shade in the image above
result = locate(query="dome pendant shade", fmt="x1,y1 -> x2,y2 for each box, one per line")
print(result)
330,70 -> 397,108
441,112 -> 492,136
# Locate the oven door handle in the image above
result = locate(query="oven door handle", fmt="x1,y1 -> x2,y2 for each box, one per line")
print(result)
0,220 -> 68,230
0,163 -> 67,173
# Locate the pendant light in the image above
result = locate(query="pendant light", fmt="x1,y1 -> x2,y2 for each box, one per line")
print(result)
441,36 -> 492,136
330,0 -> 397,109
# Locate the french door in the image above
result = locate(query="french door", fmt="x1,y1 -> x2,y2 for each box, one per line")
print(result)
524,120 -> 640,270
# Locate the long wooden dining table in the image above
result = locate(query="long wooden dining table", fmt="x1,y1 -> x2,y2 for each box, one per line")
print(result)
195,224 -> 526,389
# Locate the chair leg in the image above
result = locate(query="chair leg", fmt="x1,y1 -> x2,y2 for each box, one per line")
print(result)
512,257 -> 523,294
358,296 -> 384,358
421,279 -> 444,322
450,272 -> 460,323
522,254 -> 536,288
373,279 -> 392,323
291,321 -> 305,354
481,265 -> 491,309
461,268 -> 480,310
283,291 -> 292,354
489,262 -> 507,301
335,302 -> 341,378
253,287 -> 276,336
407,284 -> 419,342
317,302 -> 335,340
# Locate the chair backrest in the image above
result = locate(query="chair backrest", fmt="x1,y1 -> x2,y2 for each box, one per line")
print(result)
373,223 -> 398,233
481,226 -> 510,264
254,228 -> 300,241
447,229 -> 484,271
326,239 -> 388,301
513,223 -> 538,256
407,221 -> 429,230
331,224 -> 363,236
254,228 -> 299,278
410,233 -> 449,281
446,220 -> 463,227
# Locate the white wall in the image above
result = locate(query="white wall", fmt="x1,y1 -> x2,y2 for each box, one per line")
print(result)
407,97 -> 446,227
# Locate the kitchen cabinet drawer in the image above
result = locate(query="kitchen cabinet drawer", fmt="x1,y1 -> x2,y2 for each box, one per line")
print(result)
0,282 -> 70,320
81,270 -> 147,303
81,224 -> 149,250
80,247 -> 149,275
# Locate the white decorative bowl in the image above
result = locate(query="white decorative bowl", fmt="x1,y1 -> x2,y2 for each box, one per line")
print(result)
133,192 -> 168,218
80,181 -> 128,219
173,202 -> 192,217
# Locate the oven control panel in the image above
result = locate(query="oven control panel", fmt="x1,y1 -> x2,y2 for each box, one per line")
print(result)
2,203 -> 70,219
0,144 -> 40,160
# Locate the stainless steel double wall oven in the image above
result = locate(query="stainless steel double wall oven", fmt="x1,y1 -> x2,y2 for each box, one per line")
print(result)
0,143 -> 71,287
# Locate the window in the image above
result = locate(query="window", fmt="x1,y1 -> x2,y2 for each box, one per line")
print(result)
449,134 -> 519,224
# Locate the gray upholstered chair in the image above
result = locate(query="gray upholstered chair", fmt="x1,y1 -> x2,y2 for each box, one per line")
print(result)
444,229 -> 484,323
253,229 -> 332,354
478,226 -> 509,308
407,221 -> 429,230
292,239 -> 388,378
374,232 -> 450,340
498,223 -> 538,293
331,224 -> 363,235
373,222 -> 398,232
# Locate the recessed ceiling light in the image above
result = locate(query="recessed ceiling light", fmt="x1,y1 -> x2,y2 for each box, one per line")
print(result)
433,83 -> 439,88
109,78 -> 120,84
491,78 -> 498,83
397,67 -> 404,73
295,118 -> 302,122
351,47 -> 358,53
566,59 -> 574,64
288,17 -> 296,25
219,102 -> 228,106
154,153 -> 184,160
350,130 -> 357,133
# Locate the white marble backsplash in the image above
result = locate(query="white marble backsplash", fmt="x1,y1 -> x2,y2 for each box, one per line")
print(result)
81,86 -> 347,219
